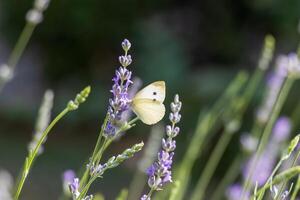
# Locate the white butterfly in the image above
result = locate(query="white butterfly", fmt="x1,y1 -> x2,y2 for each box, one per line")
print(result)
131,81 -> 166,125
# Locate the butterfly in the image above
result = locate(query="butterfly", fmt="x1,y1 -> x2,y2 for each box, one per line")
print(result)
131,81 -> 166,125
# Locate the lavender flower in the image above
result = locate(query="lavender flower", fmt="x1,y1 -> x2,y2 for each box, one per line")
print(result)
272,116 -> 291,143
104,39 -> 133,138
257,56 -> 288,124
0,170 -> 13,200
62,170 -> 76,195
270,182 -> 294,200
26,0 -> 51,24
284,53 -> 300,77
69,178 -> 80,199
28,90 -> 54,155
242,117 -> 291,186
141,195 -> 150,200
141,95 -> 182,199
226,184 -> 249,200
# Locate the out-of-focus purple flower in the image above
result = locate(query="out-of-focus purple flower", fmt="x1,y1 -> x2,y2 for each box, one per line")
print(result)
104,39 -> 133,138
272,117 -> 291,143
243,149 -> 276,186
141,95 -> 182,199
63,170 -> 76,184
226,184 -> 250,200
62,170 -> 76,194
242,116 -> 291,186
284,53 -> 300,76
257,55 -> 288,124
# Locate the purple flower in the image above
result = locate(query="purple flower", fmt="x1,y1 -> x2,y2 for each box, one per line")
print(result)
141,194 -> 150,200
141,95 -> 182,199
104,39 -> 133,138
272,117 -> 291,143
146,165 -> 156,177
62,170 -> 76,194
257,55 -> 289,124
63,170 -> 75,184
226,184 -> 250,200
242,116 -> 291,186
69,178 -> 80,198
243,150 -> 276,186
121,39 -> 131,52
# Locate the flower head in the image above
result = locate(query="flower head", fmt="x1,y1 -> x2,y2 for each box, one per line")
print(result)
69,178 -> 80,198
272,117 -> 291,143
62,170 -> 76,194
104,39 -> 133,138
141,95 -> 182,199
257,55 -> 289,124
226,184 -> 250,200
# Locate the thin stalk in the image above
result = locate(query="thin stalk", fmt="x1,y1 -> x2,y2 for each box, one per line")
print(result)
241,78 -> 294,199
13,108 -> 70,200
78,117 -> 139,196
95,138 -> 109,166
277,148 -> 300,199
291,175 -> 300,200
254,166 -> 300,198
257,159 -> 284,200
8,23 -> 36,70
0,22 -> 36,92
79,114 -> 109,188
146,188 -> 154,200
77,176 -> 97,200
190,128 -> 233,200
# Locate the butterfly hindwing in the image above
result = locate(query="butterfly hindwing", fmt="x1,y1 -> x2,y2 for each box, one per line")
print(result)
132,98 -> 166,125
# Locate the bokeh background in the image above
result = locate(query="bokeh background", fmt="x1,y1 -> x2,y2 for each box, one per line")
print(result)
1,0 -> 300,199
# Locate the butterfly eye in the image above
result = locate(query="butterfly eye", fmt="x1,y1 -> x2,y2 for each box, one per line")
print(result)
153,98 -> 157,102
153,92 -> 157,95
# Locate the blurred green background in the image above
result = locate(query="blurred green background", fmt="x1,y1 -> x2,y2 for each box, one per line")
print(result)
1,0 -> 300,199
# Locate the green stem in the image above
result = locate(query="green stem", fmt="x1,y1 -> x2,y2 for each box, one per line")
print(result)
79,117 -> 139,195
13,108 -> 70,200
146,188 -> 154,200
8,22 -> 36,70
256,159 -> 283,200
241,77 -> 294,199
277,148 -> 300,199
254,166 -> 300,198
77,176 -> 97,200
190,128 -> 233,200
0,22 -> 36,92
291,175 -> 300,200
79,114 -> 109,188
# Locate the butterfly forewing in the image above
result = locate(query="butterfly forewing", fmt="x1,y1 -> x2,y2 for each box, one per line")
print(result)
133,81 -> 165,103
132,99 -> 166,125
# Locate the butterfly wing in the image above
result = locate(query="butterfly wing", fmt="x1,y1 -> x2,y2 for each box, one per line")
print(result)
132,99 -> 166,125
133,81 -> 165,103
